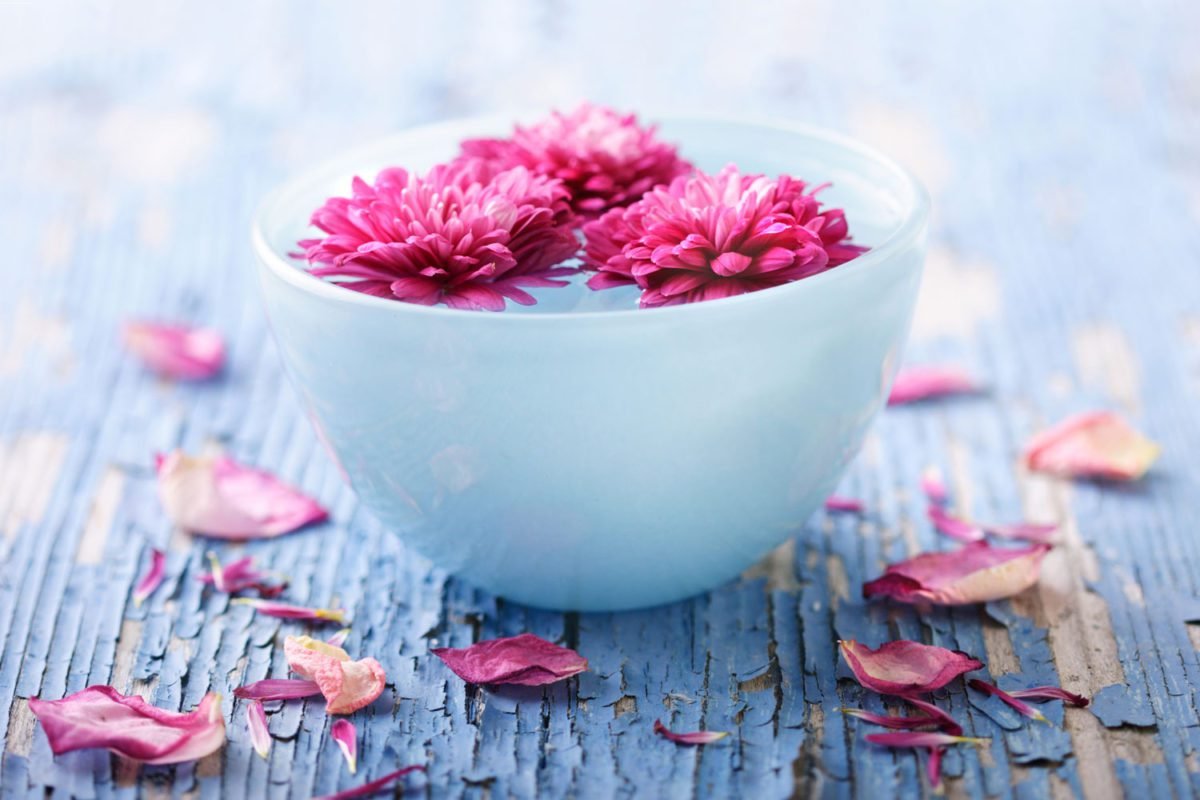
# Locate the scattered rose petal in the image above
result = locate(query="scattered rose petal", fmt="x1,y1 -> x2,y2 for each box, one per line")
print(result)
887,366 -> 979,405
29,686 -> 225,764
327,628 -> 352,648
431,633 -> 588,686
1024,411 -> 1159,481
247,700 -> 270,759
901,696 -> 964,736
233,679 -> 322,701
233,598 -> 347,624
921,466 -> 948,506
200,554 -> 288,597
824,496 -> 865,513
653,719 -> 729,745
968,679 -> 1048,722
839,640 -> 982,695
928,506 -> 1058,545
979,521 -> 1058,544
841,708 -> 942,730
331,719 -> 357,773
285,636 -> 386,715
862,541 -> 1052,605
1008,686 -> 1089,707
865,731 -> 989,748
157,451 -> 328,540
132,548 -> 166,606
122,321 -> 225,380
313,765 -> 426,800
927,505 -> 985,543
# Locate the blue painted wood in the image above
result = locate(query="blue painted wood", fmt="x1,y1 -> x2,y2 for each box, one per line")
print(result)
2,0 -> 1199,796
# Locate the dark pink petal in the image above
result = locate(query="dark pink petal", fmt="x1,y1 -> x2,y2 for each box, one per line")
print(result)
331,719 -> 357,773
866,732 -> 988,748
29,686 -> 225,764
431,633 -> 588,686
313,765 -> 425,800
968,679 -> 1048,722
653,719 -> 729,745
927,505 -> 985,543
284,636 -> 386,715
123,321 -> 225,380
200,554 -> 288,596
839,640 -> 982,694
247,700 -> 270,759
863,542 -> 1052,605
233,679 -> 322,701
927,746 -> 945,789
157,451 -> 328,540
1008,686 -> 1089,707
1024,411 -> 1159,481
887,366 -> 979,405
132,548 -> 166,606
841,708 -> 941,730
921,466 -> 948,506
901,696 -> 964,735
824,496 -> 865,513
233,598 -> 347,624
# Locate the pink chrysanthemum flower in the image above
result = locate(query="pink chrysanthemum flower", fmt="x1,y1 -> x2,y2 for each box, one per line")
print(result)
297,158 -> 579,311
582,165 -> 868,307
460,104 -> 692,216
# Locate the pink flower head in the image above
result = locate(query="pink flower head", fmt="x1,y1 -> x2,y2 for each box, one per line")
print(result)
298,158 -> 579,311
1023,411 -> 1159,481
582,165 -> 866,307
122,321 -> 225,381
431,632 -> 588,686
29,686 -> 225,765
863,542 -> 1052,606
653,719 -> 729,745
284,635 -> 386,715
839,640 -> 982,695
461,103 -> 692,215
887,366 -> 980,405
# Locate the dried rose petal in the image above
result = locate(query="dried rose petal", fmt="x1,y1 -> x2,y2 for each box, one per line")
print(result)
200,554 -> 288,597
331,719 -> 357,773
233,679 -> 322,701
233,598 -> 347,624
132,548 -> 166,606
927,505 -> 985,543
1024,411 -> 1159,481
29,686 -> 225,764
247,700 -> 270,759
285,636 -> 386,715
313,765 -> 425,800
839,640 -> 982,695
863,541 -> 1052,605
123,321 -> 225,381
901,696 -> 964,736
824,496 -> 865,513
653,719 -> 729,745
921,466 -> 948,506
1009,686 -> 1089,707
157,451 -> 328,540
866,731 -> 988,747
968,679 -> 1048,722
431,633 -> 588,686
841,708 -> 941,730
887,366 -> 979,405
928,506 -> 1058,545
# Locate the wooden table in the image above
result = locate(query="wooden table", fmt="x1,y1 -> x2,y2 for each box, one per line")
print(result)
2,2 -> 1198,797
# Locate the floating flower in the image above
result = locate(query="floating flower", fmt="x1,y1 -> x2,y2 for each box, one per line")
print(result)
927,506 -> 1058,545
122,321 -> 225,381
461,103 -> 691,215
29,686 -> 225,764
247,700 -> 271,759
1007,686 -> 1089,707
284,635 -> 386,715
582,165 -> 866,307
863,541 -> 1052,605
157,451 -> 328,540
298,158 -> 579,311
233,598 -> 347,624
132,548 -> 166,606
233,679 -> 322,701
331,719 -> 357,773
653,719 -> 728,745
839,640 -> 982,695
314,765 -> 425,800
432,633 -> 588,686
201,554 -> 288,597
968,679 -> 1048,723
824,495 -> 865,513
887,366 -> 980,405
920,466 -> 948,506
1023,411 -> 1159,481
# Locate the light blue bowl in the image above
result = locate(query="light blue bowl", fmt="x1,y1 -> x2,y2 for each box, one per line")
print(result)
253,116 -> 929,611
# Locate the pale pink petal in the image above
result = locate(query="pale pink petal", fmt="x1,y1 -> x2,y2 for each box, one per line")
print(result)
29,686 -> 225,765
157,451 -> 328,540
866,731 -> 988,748
839,640 -> 982,695
927,746 -> 945,789
313,766 -> 425,800
284,636 -> 386,715
929,506 -> 1058,545
920,466 -> 948,506
326,628 -> 352,648
1024,411 -> 1159,481
887,366 -> 980,405
968,679 -> 1048,722
331,719 -> 357,773
431,633 -> 588,686
824,496 -> 865,513
132,548 -> 166,606
1008,686 -> 1089,707
233,598 -> 347,624
123,321 -> 225,380
233,679 -> 322,701
863,542 -> 1052,605
653,719 -> 728,745
247,700 -> 271,759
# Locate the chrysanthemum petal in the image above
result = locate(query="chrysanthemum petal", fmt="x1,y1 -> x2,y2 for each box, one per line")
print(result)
839,640 -> 983,695
824,496 -> 865,513
247,700 -> 271,759
920,466 -> 948,506
200,554 -> 289,596
326,628 -> 352,648
132,548 -> 166,606
284,636 -> 386,715
901,696 -> 964,736
863,542 -> 1052,605
865,731 -> 989,748
653,719 -> 729,745
331,719 -> 357,773
1008,686 -> 1089,707
313,766 -> 425,800
1024,411 -> 1159,481
431,633 -> 588,686
233,598 -> 347,624
841,708 -> 942,730
887,366 -> 979,405
233,679 -> 322,701
123,321 -> 225,380
968,679 -> 1048,722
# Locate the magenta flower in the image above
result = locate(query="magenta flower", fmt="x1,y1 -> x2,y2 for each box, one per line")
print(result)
582,165 -> 866,307
298,158 -> 579,311
461,104 -> 691,216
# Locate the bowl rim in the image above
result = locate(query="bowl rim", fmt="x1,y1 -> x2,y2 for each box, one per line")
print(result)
252,113 -> 930,323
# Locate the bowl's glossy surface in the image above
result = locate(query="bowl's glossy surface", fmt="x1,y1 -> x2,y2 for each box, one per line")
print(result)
253,116 -> 928,611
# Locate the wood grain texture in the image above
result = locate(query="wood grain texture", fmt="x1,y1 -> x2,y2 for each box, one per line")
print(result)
1,1 -> 1198,797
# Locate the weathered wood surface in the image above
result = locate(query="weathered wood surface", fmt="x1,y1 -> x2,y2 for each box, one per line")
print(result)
2,1 -> 1199,797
